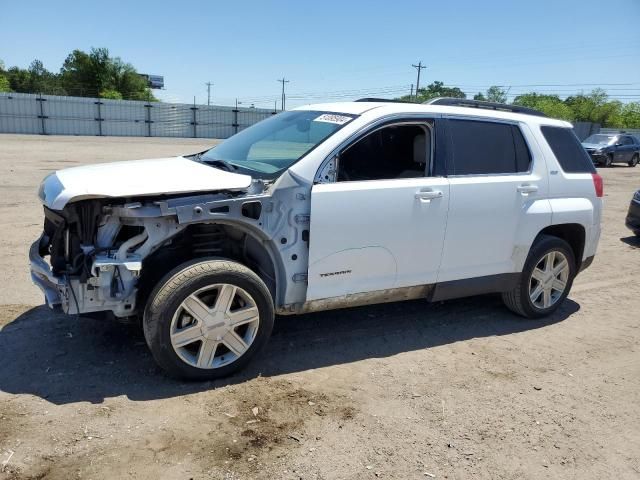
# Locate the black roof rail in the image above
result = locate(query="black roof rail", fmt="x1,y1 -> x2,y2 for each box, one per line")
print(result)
424,97 -> 547,117
355,97 -> 411,103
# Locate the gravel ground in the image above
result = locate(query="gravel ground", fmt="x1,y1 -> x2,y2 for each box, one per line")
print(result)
0,134 -> 639,480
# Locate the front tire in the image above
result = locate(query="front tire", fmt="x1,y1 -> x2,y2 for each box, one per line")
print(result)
143,258 -> 274,380
502,235 -> 576,318
604,154 -> 613,167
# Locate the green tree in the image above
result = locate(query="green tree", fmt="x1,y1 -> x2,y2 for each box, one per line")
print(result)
27,60 -> 65,94
0,61 -> 9,92
61,47 -> 155,100
397,81 -> 466,103
0,75 -> 10,92
619,102 -> 640,129
473,92 -> 486,101
99,89 -> 123,100
564,89 -> 621,126
513,93 -> 575,121
485,85 -> 507,103
107,56 -> 154,101
3,59 -> 64,94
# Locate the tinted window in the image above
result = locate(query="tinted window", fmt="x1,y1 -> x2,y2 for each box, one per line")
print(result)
541,126 -> 596,173
338,124 -> 430,181
622,136 -> 634,145
447,119 -> 531,175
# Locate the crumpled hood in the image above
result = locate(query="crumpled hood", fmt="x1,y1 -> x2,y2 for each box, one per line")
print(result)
39,156 -> 252,210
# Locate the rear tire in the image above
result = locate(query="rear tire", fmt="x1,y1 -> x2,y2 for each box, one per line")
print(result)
143,258 -> 274,380
629,154 -> 638,167
502,235 -> 576,318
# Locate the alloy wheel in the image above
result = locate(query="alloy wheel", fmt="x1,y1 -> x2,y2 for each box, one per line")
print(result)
169,284 -> 260,369
528,250 -> 570,309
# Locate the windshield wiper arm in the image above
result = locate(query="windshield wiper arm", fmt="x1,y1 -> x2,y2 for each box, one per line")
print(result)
200,158 -> 237,172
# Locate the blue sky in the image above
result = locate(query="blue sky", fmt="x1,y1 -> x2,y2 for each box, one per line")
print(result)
1,0 -> 639,108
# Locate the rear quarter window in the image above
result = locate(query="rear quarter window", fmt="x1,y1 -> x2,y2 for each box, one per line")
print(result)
541,126 -> 596,173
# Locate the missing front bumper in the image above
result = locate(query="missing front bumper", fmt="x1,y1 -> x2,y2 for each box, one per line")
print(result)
29,235 -> 66,309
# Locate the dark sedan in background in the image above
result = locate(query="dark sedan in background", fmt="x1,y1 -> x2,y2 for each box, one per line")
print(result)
582,133 -> 640,167
626,190 -> 640,237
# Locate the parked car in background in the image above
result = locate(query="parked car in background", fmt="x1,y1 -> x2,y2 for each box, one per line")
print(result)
582,133 -> 640,167
626,189 -> 640,237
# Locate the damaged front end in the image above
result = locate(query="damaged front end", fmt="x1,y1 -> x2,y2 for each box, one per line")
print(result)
30,199 -> 182,317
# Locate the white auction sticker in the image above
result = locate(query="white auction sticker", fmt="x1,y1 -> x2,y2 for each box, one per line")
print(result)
314,113 -> 352,125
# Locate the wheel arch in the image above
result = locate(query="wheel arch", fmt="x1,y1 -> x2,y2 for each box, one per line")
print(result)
137,221 -> 285,310
534,223 -> 586,270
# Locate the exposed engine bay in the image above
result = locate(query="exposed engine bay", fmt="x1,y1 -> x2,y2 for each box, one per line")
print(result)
30,172 -> 313,318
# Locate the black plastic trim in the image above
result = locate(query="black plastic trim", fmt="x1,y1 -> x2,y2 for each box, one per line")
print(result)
355,98 -> 411,103
579,255 -> 595,273
430,273 -> 521,302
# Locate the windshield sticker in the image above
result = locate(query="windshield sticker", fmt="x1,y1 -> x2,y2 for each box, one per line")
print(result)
314,113 -> 352,125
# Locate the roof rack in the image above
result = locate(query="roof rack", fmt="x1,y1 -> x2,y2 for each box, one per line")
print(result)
355,98 -> 411,103
424,97 -> 547,117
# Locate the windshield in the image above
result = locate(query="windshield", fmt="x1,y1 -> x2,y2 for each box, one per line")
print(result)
583,134 -> 616,145
199,110 -> 356,179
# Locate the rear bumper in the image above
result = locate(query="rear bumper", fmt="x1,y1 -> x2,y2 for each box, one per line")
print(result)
626,200 -> 640,233
29,235 -> 66,309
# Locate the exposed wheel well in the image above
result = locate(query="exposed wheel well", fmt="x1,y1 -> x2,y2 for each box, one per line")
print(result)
137,222 -> 277,311
536,223 -> 586,270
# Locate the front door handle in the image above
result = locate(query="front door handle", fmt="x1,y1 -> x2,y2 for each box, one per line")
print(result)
415,189 -> 443,201
517,184 -> 538,195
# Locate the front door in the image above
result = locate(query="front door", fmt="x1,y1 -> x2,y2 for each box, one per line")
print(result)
306,121 -> 450,301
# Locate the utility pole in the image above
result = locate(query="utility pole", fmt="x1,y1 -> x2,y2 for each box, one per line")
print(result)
277,78 -> 289,111
205,82 -> 213,106
411,62 -> 426,100
410,83 -> 414,100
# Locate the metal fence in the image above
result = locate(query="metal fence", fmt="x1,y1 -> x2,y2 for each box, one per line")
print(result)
600,127 -> 640,137
0,92 -> 276,138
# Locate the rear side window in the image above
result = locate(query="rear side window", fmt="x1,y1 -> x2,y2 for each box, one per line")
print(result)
541,126 -> 596,173
447,119 -> 531,175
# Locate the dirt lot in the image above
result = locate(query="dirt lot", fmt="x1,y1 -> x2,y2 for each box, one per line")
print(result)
0,134 -> 639,480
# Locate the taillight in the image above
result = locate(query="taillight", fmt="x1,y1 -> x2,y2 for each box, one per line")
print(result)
592,173 -> 603,198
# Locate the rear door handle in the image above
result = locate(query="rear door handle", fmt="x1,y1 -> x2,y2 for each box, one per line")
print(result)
517,184 -> 538,195
415,189 -> 443,200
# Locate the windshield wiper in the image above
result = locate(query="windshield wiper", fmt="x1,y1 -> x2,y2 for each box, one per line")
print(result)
199,157 -> 238,172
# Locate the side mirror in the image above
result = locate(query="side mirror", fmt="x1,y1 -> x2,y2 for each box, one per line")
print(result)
615,142 -> 623,147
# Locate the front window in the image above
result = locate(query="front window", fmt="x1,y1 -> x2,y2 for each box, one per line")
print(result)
199,110 -> 356,179
583,134 -> 616,145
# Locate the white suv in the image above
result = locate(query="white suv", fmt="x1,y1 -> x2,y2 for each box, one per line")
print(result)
30,98 -> 603,379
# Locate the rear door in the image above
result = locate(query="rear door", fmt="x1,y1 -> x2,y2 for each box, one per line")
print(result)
437,117 -> 550,282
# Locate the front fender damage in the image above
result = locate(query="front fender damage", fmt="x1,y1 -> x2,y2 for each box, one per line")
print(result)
31,172 -> 313,317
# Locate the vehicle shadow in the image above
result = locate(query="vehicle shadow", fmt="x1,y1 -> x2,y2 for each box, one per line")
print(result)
620,235 -> 640,248
0,296 -> 579,405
